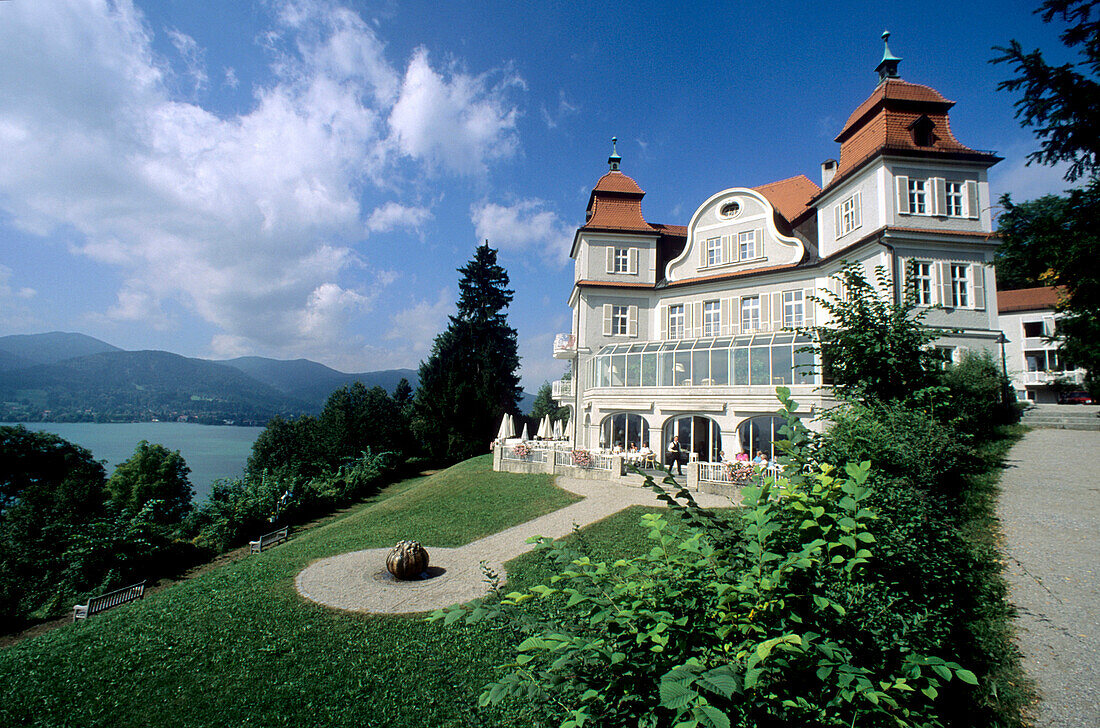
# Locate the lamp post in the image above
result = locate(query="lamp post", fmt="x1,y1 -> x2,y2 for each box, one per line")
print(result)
997,331 -> 1010,405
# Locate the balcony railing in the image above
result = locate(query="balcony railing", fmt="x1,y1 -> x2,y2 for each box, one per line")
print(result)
553,333 -> 577,359
551,378 -> 574,400
1021,369 -> 1085,385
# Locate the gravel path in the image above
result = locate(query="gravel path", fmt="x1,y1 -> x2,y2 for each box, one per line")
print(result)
296,476 -> 735,614
998,428 -> 1100,728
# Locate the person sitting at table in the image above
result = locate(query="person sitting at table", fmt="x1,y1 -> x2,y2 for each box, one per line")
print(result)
752,450 -> 768,465
736,451 -> 750,462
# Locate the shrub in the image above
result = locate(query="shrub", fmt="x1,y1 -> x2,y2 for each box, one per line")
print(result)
818,400 -> 971,493
435,389 -> 979,727
940,350 -> 1019,439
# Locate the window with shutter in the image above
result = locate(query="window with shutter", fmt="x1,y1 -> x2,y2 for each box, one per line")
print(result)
937,262 -> 951,306
803,289 -> 815,326
627,305 -> 638,337
605,248 -> 614,274
628,248 -> 638,274
603,303 -> 613,335
965,180 -> 980,219
896,175 -> 910,215
933,177 -> 947,216
971,265 -> 985,310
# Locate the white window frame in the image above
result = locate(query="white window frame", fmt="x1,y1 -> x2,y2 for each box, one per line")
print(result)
740,296 -> 760,332
911,260 -> 934,306
702,300 -> 720,336
950,265 -> 970,308
782,290 -> 804,328
610,305 -> 629,335
945,181 -> 964,217
908,179 -> 927,215
613,248 -> 629,273
706,237 -> 722,267
668,304 -> 685,339
838,192 -> 862,237
738,230 -> 757,260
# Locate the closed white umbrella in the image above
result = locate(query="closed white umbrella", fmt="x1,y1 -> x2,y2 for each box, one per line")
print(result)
520,422 -> 530,441
538,415 -> 552,439
496,413 -> 511,441
553,418 -> 563,440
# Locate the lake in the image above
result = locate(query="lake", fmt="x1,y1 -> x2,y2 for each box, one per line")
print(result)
4,422 -> 264,502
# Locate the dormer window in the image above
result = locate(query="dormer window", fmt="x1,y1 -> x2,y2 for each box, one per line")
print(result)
719,200 -> 742,218
910,115 -> 936,147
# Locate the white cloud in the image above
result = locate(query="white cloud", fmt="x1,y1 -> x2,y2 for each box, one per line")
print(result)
388,47 -> 523,175
0,0 -> 523,364
470,199 -> 573,266
990,146 -> 1078,204
385,288 -> 451,356
223,67 -> 239,89
366,201 -> 432,233
167,28 -> 208,94
0,265 -> 38,330
541,89 -> 578,129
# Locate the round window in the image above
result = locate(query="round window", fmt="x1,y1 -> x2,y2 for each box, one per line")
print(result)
719,200 -> 741,218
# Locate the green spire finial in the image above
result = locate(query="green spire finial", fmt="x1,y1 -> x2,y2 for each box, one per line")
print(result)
608,136 -> 621,171
876,30 -> 902,83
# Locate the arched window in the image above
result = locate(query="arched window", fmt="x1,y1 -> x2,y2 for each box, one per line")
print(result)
600,414 -> 649,451
737,416 -> 786,460
661,415 -> 722,463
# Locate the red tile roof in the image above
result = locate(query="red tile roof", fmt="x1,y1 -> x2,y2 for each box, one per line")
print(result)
753,175 -> 820,224
998,286 -> 1064,313
592,171 -> 644,195
583,170 -> 655,233
837,79 -> 953,141
815,79 -> 999,199
651,223 -> 687,237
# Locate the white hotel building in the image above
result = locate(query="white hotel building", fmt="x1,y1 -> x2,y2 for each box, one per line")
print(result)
550,38 -> 1004,462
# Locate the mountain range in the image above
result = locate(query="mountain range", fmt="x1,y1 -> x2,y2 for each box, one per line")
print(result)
0,332 -> 418,425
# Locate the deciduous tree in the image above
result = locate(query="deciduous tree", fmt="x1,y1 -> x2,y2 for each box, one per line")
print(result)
106,440 -> 193,527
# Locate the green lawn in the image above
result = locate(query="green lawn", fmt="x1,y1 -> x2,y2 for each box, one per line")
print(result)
0,456 -> 666,728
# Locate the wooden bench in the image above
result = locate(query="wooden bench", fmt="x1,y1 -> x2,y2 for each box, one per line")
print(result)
250,526 -> 289,554
73,581 -> 146,621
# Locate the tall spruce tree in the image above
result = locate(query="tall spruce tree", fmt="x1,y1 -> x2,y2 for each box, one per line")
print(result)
414,242 -> 522,462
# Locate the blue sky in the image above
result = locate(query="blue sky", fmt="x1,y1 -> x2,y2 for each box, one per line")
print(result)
0,0 -> 1075,391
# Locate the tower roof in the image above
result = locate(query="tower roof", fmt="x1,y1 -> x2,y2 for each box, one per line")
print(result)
813,35 -> 1000,200
582,141 -> 654,233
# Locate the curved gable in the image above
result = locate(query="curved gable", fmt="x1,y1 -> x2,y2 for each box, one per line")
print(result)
665,188 -> 806,283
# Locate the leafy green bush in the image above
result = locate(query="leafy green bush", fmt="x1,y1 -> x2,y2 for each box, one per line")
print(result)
435,390 -> 979,728
188,449 -> 399,552
817,400 -> 971,493
940,351 -> 1019,439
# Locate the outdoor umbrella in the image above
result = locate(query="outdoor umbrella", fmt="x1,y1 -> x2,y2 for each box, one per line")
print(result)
496,413 -> 513,441
538,415 -> 552,439
520,422 -> 529,441
553,419 -> 563,440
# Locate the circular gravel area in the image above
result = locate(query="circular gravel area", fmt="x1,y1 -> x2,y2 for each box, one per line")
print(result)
295,476 -> 736,614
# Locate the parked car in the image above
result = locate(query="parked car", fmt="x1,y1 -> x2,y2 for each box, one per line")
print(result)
1058,391 -> 1093,405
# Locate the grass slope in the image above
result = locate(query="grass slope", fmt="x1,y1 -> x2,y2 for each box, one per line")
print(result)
0,456 -> 592,728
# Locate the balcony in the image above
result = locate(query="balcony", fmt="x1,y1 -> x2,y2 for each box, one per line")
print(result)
551,378 -> 574,400
553,333 -> 577,359
1022,369 -> 1086,385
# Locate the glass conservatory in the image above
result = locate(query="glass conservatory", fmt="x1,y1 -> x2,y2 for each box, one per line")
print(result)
585,334 -> 818,389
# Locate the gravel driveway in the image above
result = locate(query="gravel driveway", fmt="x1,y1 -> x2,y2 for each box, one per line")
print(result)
998,428 -> 1100,727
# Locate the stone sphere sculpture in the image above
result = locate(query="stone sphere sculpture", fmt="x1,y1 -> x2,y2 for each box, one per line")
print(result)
386,540 -> 429,580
